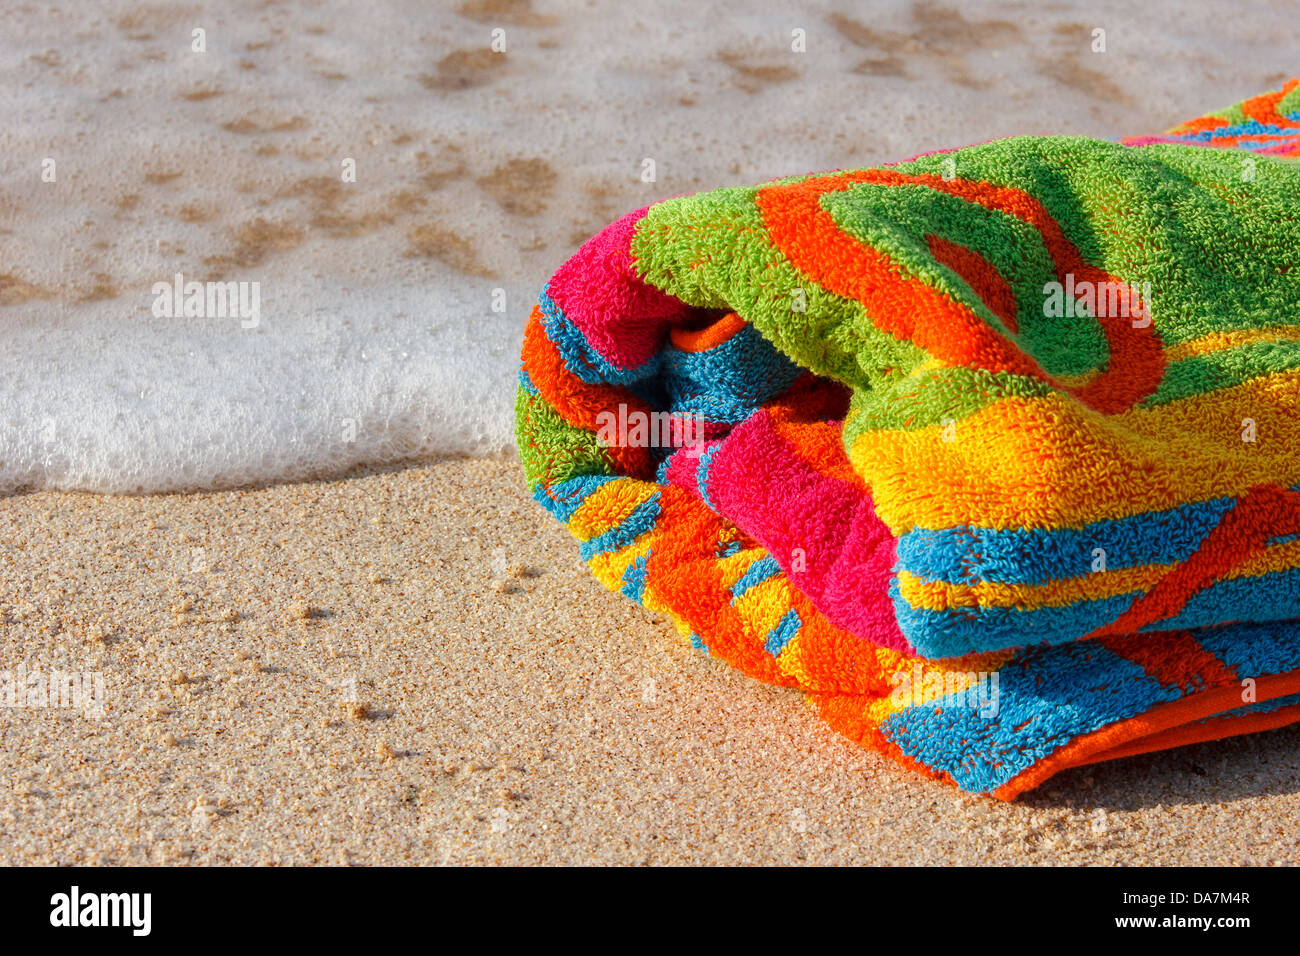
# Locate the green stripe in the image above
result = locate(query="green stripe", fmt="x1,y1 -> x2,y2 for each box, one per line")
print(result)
1143,340 -> 1300,407
514,386 -> 613,489
630,185 -> 928,393
842,367 -> 1052,443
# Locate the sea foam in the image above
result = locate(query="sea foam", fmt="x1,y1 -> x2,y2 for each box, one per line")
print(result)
0,280 -> 525,493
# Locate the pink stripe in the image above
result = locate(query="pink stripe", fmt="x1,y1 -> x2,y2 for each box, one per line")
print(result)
699,410 -> 911,652
661,445 -> 699,493
547,207 -> 693,371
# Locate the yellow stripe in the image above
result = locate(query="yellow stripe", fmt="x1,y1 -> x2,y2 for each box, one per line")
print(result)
1050,368 -> 1102,389
850,368 -> 1300,532
588,536 -> 654,591
718,547 -> 768,592
897,537 -> 1300,613
1235,536 -> 1300,579
868,652 -> 1016,720
953,325 -> 1300,393
774,628 -> 807,678
1163,324 -> 1300,364
896,564 -> 1163,612
732,577 -> 794,642
569,478 -> 657,541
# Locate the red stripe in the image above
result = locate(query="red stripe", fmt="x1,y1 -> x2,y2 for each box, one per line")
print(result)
926,234 -> 1019,334
1099,630 -> 1236,694
756,169 -> 1166,414
1091,484 -> 1300,638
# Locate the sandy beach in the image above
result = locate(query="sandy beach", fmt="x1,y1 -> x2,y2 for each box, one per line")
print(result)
3,458 -> 1299,865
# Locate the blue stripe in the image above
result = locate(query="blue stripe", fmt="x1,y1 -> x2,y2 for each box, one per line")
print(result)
536,286 -> 659,386
661,323 -> 804,418
764,609 -> 801,657
654,454 -> 673,483
670,393 -> 773,424
620,551 -> 651,602
1165,116 -> 1300,146
1198,618 -> 1300,678
731,554 -> 782,601
1149,568 -> 1300,633
533,474 -> 617,523
898,484 -> 1300,586
716,539 -> 743,559
695,443 -> 722,510
897,564 -> 1300,658
579,492 -> 662,560
883,640 -> 1174,793
894,585 -> 1138,658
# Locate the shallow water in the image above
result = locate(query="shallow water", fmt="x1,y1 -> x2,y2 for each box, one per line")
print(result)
2,0 -> 1295,492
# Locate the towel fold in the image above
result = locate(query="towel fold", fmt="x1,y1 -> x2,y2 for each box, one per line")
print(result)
516,80 -> 1300,797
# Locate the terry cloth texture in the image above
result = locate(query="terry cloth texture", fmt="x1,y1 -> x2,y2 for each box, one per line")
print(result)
515,80 -> 1300,798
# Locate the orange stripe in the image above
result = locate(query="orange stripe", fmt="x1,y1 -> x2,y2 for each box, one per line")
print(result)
668,311 -> 748,352
813,689 -> 958,790
1079,700 -> 1300,763
1240,78 -> 1300,128
520,306 -> 654,479
761,374 -> 859,485
1163,323 -> 1300,363
757,172 -> 1041,379
925,233 -> 1018,333
1098,630 -> 1236,694
992,668 -> 1300,799
757,169 -> 1165,415
645,484 -> 796,688
1170,115 -> 1230,134
1090,484 -> 1300,638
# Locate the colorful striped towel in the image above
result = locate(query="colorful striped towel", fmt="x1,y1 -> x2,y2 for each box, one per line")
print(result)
515,80 -> 1300,798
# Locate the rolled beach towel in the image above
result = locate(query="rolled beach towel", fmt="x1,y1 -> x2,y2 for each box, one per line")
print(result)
515,80 -> 1300,798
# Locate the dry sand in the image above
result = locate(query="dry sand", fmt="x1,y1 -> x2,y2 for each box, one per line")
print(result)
2,458 -> 1299,865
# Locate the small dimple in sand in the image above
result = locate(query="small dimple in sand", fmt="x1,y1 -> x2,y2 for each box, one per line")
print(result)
288,602 -> 320,622
346,702 -> 372,721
